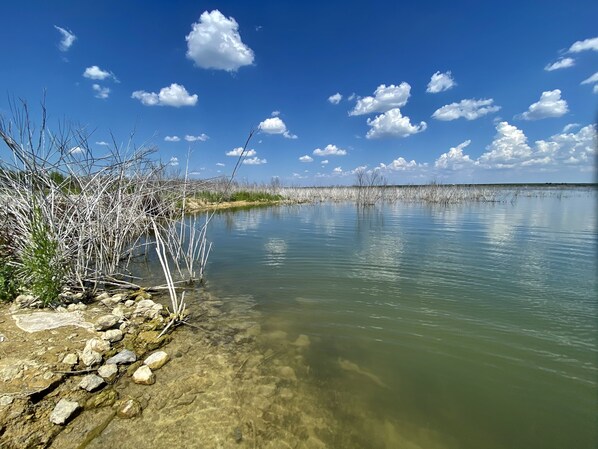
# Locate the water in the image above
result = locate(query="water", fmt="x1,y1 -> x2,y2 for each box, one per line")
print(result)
201,189 -> 597,449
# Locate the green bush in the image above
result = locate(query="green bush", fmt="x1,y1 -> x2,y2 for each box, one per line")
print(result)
0,256 -> 18,302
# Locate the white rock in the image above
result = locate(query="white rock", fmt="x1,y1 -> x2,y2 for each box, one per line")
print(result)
95,292 -> 109,301
50,399 -> 79,425
132,365 -> 155,385
78,374 -> 105,392
106,349 -> 136,365
101,329 -> 123,343
81,346 -> 102,367
124,299 -> 135,307
143,351 -> 169,370
0,395 -> 14,407
133,299 -> 163,319
95,314 -> 119,331
85,338 -> 110,354
62,353 -> 78,366
97,364 -> 118,382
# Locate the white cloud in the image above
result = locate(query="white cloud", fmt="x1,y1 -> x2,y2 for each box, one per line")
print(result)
478,122 -> 533,168
54,25 -> 76,51
271,110 -> 280,117
258,117 -> 297,139
568,36 -> 598,53
186,10 -> 254,71
131,83 -> 198,107
544,58 -> 575,71
379,157 -> 418,171
83,66 -> 116,81
299,155 -> 313,162
594,85 -> 598,94
563,123 -> 580,132
519,89 -> 568,120
321,160 -> 329,165
328,93 -> 342,104
226,147 -> 256,157
366,108 -> 427,139
332,166 -> 343,174
313,144 -> 347,156
169,157 -> 179,167
96,141 -> 109,146
164,136 -> 181,142
435,140 -> 474,170
185,134 -> 209,142
432,98 -> 500,121
581,71 -> 598,85
426,71 -> 456,93
216,162 -> 225,167
349,83 -> 411,115
69,146 -> 84,155
242,157 -> 267,165
92,84 -> 110,99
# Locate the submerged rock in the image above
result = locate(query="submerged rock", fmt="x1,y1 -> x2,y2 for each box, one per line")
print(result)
86,389 -> 118,409
106,349 -> 136,365
78,374 -> 105,392
50,399 -> 80,425
132,365 -> 155,385
143,351 -> 169,370
133,299 -> 163,319
116,398 -> 142,419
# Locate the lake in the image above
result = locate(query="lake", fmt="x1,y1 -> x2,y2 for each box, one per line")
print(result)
200,188 -> 597,449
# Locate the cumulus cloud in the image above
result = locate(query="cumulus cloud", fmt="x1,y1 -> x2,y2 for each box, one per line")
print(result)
328,93 -> 342,104
226,147 -> 256,157
271,110 -> 280,117
54,25 -> 76,51
518,89 -> 568,120
185,134 -> 209,142
169,157 -> 179,167
426,71 -> 456,93
164,136 -> 181,142
366,108 -> 427,139
313,144 -> 347,157
332,166 -> 343,174
258,117 -> 297,139
435,140 -> 475,170
83,66 -> 116,81
544,58 -> 575,71
186,10 -> 254,71
568,36 -> 598,53
349,83 -> 411,115
242,157 -> 267,165
432,98 -> 501,121
131,83 -> 198,107
478,122 -> 533,168
69,146 -> 84,155
321,159 -> 329,165
378,157 -> 418,171
92,84 -> 110,99
299,155 -> 313,162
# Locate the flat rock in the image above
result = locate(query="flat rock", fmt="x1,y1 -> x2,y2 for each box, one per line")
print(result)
102,329 -> 123,343
81,347 -> 102,367
50,399 -> 80,425
78,374 -> 105,392
13,311 -> 93,333
97,364 -> 118,382
62,353 -> 78,366
95,314 -> 119,331
85,338 -> 111,354
143,351 -> 169,370
132,365 -> 155,385
106,349 -> 136,365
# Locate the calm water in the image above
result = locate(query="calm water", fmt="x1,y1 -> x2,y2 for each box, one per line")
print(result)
200,189 -> 597,449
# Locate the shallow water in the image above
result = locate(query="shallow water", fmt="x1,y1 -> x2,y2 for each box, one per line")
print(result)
199,189 -> 598,449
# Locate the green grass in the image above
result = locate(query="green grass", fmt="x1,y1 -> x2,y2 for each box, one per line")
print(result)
192,190 -> 283,203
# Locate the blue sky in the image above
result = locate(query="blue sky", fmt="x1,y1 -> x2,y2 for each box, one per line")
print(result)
0,0 -> 597,185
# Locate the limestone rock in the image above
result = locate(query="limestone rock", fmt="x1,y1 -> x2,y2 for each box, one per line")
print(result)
50,399 -> 80,425
85,338 -> 111,354
116,398 -> 142,419
133,299 -> 163,319
105,349 -> 136,365
132,365 -> 155,385
143,351 -> 169,370
278,366 -> 297,381
78,374 -> 105,392
62,353 -> 78,366
95,314 -> 119,331
97,364 -> 118,382
85,389 -> 118,409
102,329 -> 123,343
0,395 -> 14,407
124,299 -> 135,307
81,346 -> 102,367
95,292 -> 110,301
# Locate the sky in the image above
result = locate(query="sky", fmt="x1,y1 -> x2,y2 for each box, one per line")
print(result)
0,0 -> 597,185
